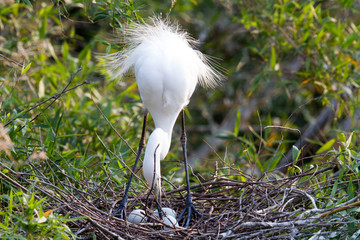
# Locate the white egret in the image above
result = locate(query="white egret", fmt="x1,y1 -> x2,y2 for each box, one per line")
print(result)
104,17 -> 223,227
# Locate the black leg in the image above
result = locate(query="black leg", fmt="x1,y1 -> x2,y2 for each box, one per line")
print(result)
112,111 -> 148,219
156,193 -> 163,219
177,110 -> 204,227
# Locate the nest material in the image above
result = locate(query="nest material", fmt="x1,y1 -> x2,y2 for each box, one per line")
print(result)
3,159 -> 359,240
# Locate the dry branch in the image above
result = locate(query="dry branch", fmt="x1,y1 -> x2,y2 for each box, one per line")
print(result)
1,157 -> 358,239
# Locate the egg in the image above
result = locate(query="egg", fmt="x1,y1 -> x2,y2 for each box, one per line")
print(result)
154,207 -> 177,218
128,209 -> 147,224
163,215 -> 179,230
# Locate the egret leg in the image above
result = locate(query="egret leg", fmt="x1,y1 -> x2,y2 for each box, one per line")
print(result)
156,193 -> 163,219
112,112 -> 148,219
177,110 -> 204,227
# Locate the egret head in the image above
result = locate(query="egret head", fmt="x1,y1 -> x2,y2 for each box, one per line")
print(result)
142,128 -> 170,196
101,17 -> 224,88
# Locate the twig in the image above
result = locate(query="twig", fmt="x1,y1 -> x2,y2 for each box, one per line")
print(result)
292,188 -> 318,210
57,0 -> 64,34
277,98 -> 337,173
320,201 -> 360,217
234,218 -> 317,230
1,148 -> 357,239
96,133 -> 145,184
256,111 -> 263,160
0,52 -> 23,68
5,67 -> 87,128
89,88 -> 136,156
88,218 -> 126,240
187,88 -> 273,167
268,97 -> 322,172
0,170 -> 28,192
264,125 -> 302,172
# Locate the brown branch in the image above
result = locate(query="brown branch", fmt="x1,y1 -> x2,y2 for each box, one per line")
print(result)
320,201 -> 360,218
0,52 -> 23,68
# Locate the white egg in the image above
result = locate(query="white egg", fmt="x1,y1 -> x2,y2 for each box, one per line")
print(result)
163,215 -> 179,230
128,209 -> 147,224
154,207 -> 177,218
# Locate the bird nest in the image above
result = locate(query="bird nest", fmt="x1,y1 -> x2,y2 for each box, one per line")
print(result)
4,159 -> 356,240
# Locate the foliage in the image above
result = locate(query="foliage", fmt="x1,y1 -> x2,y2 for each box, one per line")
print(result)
0,0 -> 359,238
0,190 -> 77,239
232,0 -> 360,96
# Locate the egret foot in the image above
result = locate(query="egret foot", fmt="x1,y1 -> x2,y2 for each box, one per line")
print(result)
112,112 -> 148,221
178,110 -> 205,228
177,195 -> 205,228
112,197 -> 127,219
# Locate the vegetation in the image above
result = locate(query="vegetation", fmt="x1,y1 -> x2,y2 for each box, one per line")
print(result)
0,0 -> 359,238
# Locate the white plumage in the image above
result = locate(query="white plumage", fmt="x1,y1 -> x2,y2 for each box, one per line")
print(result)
104,17 -> 222,220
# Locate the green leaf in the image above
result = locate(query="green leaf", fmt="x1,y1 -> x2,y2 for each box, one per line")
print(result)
234,109 -> 241,136
330,180 -> 338,198
78,43 -> 92,61
118,82 -> 138,99
106,45 -> 111,55
342,33 -> 358,48
346,132 -> 354,148
339,0 -> 354,7
21,62 -> 31,75
21,123 -> 27,135
22,0 -> 33,8
270,46 -> 276,70
314,29 -> 325,44
338,167 -> 345,181
316,139 -> 335,154
338,132 -> 346,143
93,13 -> 109,21
348,176 -> 354,199
39,11 -> 47,39
338,102 -> 344,118
292,145 -> 301,161
62,42 -> 69,60
265,154 -> 282,171
0,221 -> 9,230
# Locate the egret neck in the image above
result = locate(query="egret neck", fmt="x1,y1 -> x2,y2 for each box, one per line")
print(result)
142,128 -> 171,197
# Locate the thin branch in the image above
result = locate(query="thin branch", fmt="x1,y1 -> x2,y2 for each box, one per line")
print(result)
0,52 -> 23,68
5,67 -> 87,128
268,97 -> 321,172
89,88 -> 137,156
57,0 -> 64,34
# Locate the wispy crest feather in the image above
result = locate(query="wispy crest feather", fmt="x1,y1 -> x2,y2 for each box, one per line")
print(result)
101,17 -> 224,88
